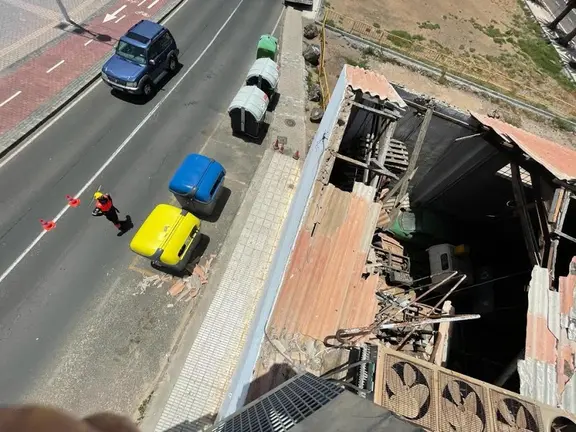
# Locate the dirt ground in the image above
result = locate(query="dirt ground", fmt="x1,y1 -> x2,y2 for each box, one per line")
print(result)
319,30 -> 575,148
325,0 -> 576,118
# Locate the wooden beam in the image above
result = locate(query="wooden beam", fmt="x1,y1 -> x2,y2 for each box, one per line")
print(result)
554,229 -> 576,244
403,99 -> 473,129
395,108 -> 433,207
351,101 -> 400,120
510,162 -> 540,267
530,172 -> 552,265
331,151 -> 398,179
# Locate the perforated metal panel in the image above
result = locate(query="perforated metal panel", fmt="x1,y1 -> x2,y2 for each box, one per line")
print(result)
210,373 -> 345,432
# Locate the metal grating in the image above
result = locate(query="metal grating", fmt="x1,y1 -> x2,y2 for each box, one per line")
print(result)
210,373 -> 345,432
489,388 -> 544,432
381,353 -> 437,430
438,370 -> 489,432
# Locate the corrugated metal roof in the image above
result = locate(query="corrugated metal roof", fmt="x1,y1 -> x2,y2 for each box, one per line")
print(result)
268,183 -> 382,341
471,112 -> 576,182
520,258 -> 576,415
344,65 -> 407,109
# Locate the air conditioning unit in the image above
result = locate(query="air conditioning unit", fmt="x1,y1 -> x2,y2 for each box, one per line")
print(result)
427,243 -> 474,286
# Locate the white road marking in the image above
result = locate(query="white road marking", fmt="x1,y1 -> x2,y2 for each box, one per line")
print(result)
0,91 -> 22,108
103,5 -> 127,23
271,6 -> 284,36
0,0 -> 251,286
138,0 -> 146,6
84,39 -> 94,46
147,0 -> 159,9
115,14 -> 126,23
46,60 -> 65,74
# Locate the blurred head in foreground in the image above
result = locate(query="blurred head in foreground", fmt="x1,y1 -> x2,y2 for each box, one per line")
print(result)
0,405 -> 140,432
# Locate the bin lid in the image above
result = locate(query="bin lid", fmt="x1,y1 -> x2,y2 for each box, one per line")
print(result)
130,204 -> 200,259
227,86 -> 269,122
247,58 -> 279,90
257,34 -> 278,54
169,154 -> 225,202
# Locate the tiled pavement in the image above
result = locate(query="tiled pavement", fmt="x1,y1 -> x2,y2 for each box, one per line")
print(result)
0,0 -> 182,153
268,7 -> 307,158
153,150 -> 300,432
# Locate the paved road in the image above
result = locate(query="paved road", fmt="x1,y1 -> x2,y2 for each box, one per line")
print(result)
0,0 -> 282,418
542,0 -> 576,32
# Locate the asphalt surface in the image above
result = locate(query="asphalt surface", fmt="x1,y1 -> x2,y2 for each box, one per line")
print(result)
0,0 -> 282,417
543,0 -> 576,32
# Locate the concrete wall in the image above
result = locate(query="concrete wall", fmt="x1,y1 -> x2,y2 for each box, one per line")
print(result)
217,66 -> 349,419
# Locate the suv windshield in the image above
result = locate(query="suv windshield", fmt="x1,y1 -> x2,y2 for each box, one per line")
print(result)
116,41 -> 146,65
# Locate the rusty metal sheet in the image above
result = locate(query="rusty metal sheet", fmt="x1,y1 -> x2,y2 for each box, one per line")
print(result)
345,65 -> 407,109
472,112 -> 576,181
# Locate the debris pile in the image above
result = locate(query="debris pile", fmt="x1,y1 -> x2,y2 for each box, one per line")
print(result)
331,271 -> 479,361
168,254 -> 216,302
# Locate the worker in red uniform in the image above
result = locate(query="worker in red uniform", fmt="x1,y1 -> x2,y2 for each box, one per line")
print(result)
92,192 -> 121,230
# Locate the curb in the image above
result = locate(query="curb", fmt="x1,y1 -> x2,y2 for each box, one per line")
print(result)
319,21 -> 576,128
0,0 -> 187,159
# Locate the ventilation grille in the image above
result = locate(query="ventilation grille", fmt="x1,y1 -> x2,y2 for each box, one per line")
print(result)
439,370 -> 488,432
374,346 -> 559,432
490,388 -> 544,432
380,353 -> 437,430
210,373 -> 345,432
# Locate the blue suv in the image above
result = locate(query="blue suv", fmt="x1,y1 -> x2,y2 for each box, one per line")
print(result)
101,20 -> 179,97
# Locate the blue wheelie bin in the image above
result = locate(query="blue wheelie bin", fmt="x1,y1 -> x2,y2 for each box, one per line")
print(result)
169,154 -> 226,216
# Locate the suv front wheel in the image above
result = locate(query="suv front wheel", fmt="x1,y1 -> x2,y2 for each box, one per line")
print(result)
142,78 -> 154,97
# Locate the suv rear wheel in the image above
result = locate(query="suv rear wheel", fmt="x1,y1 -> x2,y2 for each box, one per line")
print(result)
168,54 -> 178,73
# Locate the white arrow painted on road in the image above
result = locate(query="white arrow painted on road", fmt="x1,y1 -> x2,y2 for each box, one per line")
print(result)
103,5 -> 127,23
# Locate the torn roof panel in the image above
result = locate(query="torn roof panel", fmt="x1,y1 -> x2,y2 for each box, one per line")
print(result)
344,65 -> 407,109
521,258 -> 576,415
471,112 -> 576,181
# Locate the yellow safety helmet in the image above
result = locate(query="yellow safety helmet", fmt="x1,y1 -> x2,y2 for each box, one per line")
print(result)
93,191 -> 104,200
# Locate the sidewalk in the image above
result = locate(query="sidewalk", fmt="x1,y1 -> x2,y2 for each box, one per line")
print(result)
0,0 -> 183,154
143,7 -> 308,432
152,150 -> 300,432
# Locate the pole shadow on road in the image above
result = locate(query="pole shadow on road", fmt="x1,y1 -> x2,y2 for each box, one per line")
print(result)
55,21 -> 114,46
111,63 -> 184,105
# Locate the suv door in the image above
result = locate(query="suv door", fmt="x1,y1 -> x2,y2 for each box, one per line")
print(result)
151,32 -> 173,80
147,39 -> 163,82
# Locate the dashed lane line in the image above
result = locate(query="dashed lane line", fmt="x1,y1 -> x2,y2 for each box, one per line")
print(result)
0,91 -> 22,108
46,60 -> 65,74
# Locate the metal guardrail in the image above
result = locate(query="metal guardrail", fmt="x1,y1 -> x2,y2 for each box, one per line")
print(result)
320,8 -> 576,120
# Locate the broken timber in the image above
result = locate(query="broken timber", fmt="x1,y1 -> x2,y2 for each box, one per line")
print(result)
330,150 -> 399,180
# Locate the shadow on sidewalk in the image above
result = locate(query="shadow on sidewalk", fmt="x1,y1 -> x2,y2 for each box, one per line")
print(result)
160,413 -> 216,432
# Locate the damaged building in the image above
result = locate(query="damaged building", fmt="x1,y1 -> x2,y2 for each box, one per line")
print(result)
218,65 -> 576,431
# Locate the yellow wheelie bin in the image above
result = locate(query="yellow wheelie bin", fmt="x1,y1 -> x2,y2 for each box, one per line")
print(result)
130,204 -> 201,272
